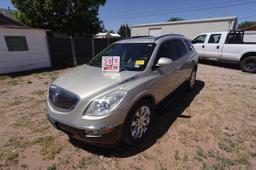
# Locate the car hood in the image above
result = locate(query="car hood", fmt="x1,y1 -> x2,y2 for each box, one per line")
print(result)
53,65 -> 140,98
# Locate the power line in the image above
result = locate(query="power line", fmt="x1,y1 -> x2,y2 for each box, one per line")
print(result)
239,14 -> 256,21
104,0 -> 248,20
104,1 -> 256,22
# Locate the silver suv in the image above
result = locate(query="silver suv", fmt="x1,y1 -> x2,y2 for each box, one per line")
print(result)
46,34 -> 198,146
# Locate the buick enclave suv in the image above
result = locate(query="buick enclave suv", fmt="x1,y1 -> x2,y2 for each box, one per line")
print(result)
46,34 -> 198,146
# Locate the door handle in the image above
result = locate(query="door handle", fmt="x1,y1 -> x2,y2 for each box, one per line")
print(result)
202,45 -> 205,48
216,45 -> 220,49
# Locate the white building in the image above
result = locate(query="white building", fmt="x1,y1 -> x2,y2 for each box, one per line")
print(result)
131,16 -> 238,39
0,13 -> 51,74
95,32 -> 121,39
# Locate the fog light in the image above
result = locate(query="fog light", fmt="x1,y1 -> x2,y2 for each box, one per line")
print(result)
84,127 -> 114,136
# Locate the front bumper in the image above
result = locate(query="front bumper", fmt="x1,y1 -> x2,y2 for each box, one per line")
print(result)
47,115 -> 124,146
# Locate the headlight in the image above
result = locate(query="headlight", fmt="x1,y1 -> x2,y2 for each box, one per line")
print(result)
85,91 -> 126,116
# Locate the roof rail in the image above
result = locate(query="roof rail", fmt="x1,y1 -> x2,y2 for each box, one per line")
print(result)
121,35 -> 152,40
155,34 -> 184,40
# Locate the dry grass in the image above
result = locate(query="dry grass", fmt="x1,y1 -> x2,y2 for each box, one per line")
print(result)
0,64 -> 255,169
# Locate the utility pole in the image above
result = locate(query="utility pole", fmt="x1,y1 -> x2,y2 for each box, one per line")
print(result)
125,20 -> 128,37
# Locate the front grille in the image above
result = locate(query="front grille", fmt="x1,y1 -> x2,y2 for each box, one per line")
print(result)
49,85 -> 80,111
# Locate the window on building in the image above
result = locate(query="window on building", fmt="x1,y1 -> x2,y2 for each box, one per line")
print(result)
5,36 -> 29,51
192,34 -> 207,44
208,34 -> 222,44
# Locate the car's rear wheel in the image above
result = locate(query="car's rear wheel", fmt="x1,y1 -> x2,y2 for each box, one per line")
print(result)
123,100 -> 154,145
240,56 -> 256,73
188,69 -> 197,90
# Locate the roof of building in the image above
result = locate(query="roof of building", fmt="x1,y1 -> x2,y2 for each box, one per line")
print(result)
96,32 -> 121,37
0,12 -> 28,29
131,16 -> 238,28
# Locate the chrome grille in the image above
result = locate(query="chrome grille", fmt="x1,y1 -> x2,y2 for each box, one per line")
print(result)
49,85 -> 79,111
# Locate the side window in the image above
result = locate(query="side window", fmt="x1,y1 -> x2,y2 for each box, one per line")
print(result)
156,39 -> 189,63
184,39 -> 193,51
192,34 -> 207,44
225,33 -> 243,44
177,40 -> 189,56
157,41 -> 171,58
208,34 -> 221,44
168,39 -> 188,60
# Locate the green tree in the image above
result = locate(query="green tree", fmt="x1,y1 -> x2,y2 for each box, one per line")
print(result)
238,21 -> 256,29
168,17 -> 184,22
11,0 -> 106,36
117,24 -> 130,38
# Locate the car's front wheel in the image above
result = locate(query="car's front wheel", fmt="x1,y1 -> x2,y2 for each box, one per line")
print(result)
123,100 -> 154,145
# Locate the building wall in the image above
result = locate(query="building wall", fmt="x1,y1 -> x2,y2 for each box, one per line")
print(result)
131,19 -> 236,39
0,28 -> 51,74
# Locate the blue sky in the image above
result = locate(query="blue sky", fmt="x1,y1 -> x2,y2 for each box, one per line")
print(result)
1,0 -> 256,31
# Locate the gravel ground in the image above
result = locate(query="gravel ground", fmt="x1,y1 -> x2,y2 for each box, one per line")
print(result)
0,62 -> 255,170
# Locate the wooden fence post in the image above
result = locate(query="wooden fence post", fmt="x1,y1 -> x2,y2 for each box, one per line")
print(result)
91,38 -> 95,58
70,36 -> 77,66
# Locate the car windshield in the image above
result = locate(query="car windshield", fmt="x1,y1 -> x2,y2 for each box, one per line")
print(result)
89,43 -> 156,71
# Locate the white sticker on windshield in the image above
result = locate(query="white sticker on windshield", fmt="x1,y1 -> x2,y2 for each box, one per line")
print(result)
102,56 -> 120,72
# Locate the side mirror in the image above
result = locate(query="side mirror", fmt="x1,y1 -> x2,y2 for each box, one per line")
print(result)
157,57 -> 173,67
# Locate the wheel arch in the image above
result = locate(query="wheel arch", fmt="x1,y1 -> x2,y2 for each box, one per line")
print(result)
123,94 -> 156,123
240,52 -> 256,63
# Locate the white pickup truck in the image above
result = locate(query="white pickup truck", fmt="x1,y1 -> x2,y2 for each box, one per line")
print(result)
192,31 -> 256,73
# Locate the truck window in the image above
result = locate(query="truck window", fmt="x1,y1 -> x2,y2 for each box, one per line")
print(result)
225,33 -> 243,44
208,34 -> 221,44
192,34 -> 207,44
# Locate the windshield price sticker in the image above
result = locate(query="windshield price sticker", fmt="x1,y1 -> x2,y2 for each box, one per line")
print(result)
102,56 -> 120,72
135,60 -> 145,65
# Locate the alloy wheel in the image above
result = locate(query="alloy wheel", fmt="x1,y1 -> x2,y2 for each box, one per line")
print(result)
130,106 -> 151,139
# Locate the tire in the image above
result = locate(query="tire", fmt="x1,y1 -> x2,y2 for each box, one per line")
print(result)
188,68 -> 197,90
240,56 -> 256,73
123,100 -> 154,145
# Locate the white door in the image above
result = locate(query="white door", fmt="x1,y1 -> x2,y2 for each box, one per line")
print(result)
192,34 -> 208,57
203,34 -> 223,59
149,28 -> 162,36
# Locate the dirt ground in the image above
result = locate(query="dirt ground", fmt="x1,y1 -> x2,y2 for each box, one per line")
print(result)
0,62 -> 255,170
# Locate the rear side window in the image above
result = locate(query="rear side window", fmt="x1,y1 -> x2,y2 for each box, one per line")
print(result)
208,34 -> 221,43
225,33 -> 243,44
192,34 -> 207,44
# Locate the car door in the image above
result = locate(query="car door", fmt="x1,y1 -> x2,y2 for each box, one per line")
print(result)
150,40 -> 180,101
203,34 -> 223,59
166,39 -> 190,86
192,34 -> 208,57
180,39 -> 196,81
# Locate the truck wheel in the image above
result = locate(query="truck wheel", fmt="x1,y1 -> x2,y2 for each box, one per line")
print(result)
123,100 -> 154,145
188,69 -> 197,90
240,56 -> 256,73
